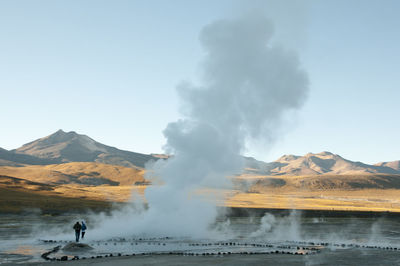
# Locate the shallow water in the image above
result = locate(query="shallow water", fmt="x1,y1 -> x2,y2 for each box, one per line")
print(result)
1,213 -> 400,264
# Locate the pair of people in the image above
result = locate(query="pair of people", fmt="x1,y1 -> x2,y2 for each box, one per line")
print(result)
73,221 -> 87,242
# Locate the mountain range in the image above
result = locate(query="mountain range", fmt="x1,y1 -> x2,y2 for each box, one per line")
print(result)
2,130 -> 156,169
1,129 -> 399,176
245,152 -> 400,176
1,130 -> 400,213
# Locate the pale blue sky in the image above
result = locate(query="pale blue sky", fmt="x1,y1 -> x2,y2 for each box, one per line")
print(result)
0,0 -> 399,164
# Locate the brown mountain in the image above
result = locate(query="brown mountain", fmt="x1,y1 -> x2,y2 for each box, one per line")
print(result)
2,130 -> 399,176
245,152 -> 400,176
12,129 -> 158,169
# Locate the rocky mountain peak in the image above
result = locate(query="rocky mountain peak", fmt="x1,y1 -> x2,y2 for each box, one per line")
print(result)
277,154 -> 300,162
315,151 -> 334,156
42,129 -> 79,143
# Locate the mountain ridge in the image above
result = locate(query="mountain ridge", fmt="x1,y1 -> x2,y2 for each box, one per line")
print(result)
1,130 -> 399,175
245,151 -> 400,176
11,129 -> 156,168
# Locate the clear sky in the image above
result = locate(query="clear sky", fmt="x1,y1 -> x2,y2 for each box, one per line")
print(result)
0,0 -> 399,164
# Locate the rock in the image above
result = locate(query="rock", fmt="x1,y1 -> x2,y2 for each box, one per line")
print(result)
41,245 -> 61,260
62,243 -> 93,252
60,256 -> 68,261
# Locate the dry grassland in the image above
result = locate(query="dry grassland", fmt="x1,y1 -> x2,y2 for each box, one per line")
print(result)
224,189 -> 400,212
1,164 -> 400,213
0,162 -> 145,185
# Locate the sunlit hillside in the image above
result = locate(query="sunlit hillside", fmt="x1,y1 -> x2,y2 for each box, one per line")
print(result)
1,131 -> 400,213
0,162 -> 146,186
1,162 -> 400,213
0,163 -> 147,206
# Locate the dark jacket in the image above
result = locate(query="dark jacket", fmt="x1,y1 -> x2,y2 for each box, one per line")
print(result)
73,223 -> 82,231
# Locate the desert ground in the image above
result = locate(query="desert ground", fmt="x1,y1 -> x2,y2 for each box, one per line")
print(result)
2,163 -> 400,265
11,251 -> 400,266
1,162 -> 400,214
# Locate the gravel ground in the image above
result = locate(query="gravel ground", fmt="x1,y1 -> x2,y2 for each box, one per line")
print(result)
11,249 -> 400,266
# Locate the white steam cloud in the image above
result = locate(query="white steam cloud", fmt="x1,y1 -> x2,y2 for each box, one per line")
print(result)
141,13 -> 309,236
90,11 -> 309,239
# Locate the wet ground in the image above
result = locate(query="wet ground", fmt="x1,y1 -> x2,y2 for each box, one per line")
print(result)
1,212 -> 400,265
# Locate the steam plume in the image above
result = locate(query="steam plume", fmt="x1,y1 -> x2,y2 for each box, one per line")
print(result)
141,13 -> 309,237
87,11 -> 309,239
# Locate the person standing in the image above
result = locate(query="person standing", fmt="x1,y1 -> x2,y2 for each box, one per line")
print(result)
81,221 -> 87,239
73,222 -> 82,242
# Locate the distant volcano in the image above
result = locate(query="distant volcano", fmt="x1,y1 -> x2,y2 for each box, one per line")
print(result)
10,129 -> 156,168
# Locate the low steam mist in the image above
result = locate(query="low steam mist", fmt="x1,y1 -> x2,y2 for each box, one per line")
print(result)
90,11 -> 309,239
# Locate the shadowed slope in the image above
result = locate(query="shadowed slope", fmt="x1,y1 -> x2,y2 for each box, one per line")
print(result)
0,175 -> 113,213
0,147 -> 57,166
375,160 -> 400,172
245,174 -> 400,192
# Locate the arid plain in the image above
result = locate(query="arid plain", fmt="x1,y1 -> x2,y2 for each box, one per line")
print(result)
1,130 -> 399,214
1,165 -> 400,213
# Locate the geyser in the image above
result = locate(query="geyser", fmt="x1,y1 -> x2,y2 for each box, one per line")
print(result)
142,12 -> 309,237
91,11 -> 309,239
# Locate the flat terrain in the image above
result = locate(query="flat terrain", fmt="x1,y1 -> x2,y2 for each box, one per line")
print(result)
225,189 -> 400,212
13,251 -> 400,266
1,163 -> 400,214
225,174 -> 400,212
0,186 -> 112,213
